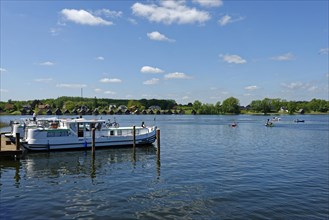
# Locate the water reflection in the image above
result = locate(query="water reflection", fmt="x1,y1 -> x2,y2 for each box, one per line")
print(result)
1,146 -> 160,184
0,159 -> 21,187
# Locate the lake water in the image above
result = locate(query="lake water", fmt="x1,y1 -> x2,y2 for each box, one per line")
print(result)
1,114 -> 328,219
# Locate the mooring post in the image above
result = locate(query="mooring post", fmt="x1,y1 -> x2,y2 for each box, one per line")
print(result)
92,128 -> 96,155
16,133 -> 20,150
133,125 -> 136,149
156,129 -> 160,159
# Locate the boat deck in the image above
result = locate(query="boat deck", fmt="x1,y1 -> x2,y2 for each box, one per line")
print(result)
0,133 -> 23,158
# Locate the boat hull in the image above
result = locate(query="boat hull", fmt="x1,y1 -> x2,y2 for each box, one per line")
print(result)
22,133 -> 156,151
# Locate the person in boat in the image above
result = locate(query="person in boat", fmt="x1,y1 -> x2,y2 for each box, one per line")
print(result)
266,119 -> 273,126
33,112 -> 37,121
231,121 -> 237,127
141,121 -> 145,128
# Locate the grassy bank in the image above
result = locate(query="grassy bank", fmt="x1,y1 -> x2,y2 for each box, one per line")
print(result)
0,122 -> 8,128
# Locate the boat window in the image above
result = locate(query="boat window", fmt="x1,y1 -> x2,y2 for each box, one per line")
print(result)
47,130 -> 68,137
117,130 -> 122,136
110,130 -> 114,136
78,123 -> 84,137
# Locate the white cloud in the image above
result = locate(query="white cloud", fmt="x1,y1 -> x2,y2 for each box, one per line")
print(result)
96,56 -> 105,60
94,9 -> 122,18
319,48 -> 329,55
164,72 -> 192,79
281,81 -> 319,92
143,78 -> 160,85
100,78 -> 122,83
34,78 -> 53,83
244,85 -> 259,91
94,88 -> 102,93
218,14 -> 244,26
61,9 -> 113,26
193,0 -> 223,7
104,90 -> 116,95
218,15 -> 231,26
0,89 -> 9,93
56,83 -> 87,88
220,54 -> 247,64
49,27 -> 61,36
140,66 -> 164,74
128,18 -> 138,25
39,61 -> 55,66
147,31 -> 175,42
0,68 -> 7,73
271,52 -> 295,61
131,1 -> 210,25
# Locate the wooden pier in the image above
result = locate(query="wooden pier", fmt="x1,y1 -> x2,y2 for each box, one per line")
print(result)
0,133 -> 23,158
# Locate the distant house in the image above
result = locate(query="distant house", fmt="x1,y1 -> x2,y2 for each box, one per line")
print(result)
109,105 -> 116,111
133,109 -> 140,115
93,108 -> 99,115
38,104 -> 50,110
141,110 -> 148,115
63,109 -> 70,115
55,108 -> 62,115
298,109 -> 305,114
149,105 -> 161,111
124,109 -> 131,115
71,108 -> 78,115
117,105 -> 128,111
21,108 -> 27,115
46,109 -> 53,115
280,107 -> 288,113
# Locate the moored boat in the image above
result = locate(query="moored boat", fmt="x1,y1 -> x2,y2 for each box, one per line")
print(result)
21,118 -> 157,151
5,117 -> 60,143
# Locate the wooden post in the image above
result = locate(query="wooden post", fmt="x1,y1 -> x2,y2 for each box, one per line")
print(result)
156,129 -> 160,159
91,128 -> 96,155
16,133 -> 20,150
133,125 -> 136,149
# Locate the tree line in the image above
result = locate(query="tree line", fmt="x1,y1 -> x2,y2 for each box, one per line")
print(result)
0,96 -> 328,115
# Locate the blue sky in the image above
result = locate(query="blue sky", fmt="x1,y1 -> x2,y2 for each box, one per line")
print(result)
1,0 -> 328,106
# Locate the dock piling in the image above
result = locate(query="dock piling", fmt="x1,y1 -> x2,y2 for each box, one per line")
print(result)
156,129 -> 160,159
16,133 -> 20,151
133,125 -> 136,149
92,128 -> 96,155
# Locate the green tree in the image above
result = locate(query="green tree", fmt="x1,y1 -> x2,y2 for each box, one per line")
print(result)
64,101 -> 76,111
193,100 -> 202,114
261,98 -> 272,115
250,100 -> 262,112
287,101 -> 297,114
222,97 -> 240,114
93,96 -> 98,109
215,101 -> 221,114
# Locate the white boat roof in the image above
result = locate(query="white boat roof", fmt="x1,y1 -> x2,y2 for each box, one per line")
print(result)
62,118 -> 106,123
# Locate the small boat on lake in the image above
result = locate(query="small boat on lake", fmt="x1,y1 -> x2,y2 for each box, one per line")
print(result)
271,117 -> 281,121
294,119 -> 305,123
230,122 -> 238,127
265,119 -> 274,127
20,118 -> 157,151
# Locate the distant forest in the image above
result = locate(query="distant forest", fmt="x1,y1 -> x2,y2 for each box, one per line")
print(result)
0,96 -> 328,115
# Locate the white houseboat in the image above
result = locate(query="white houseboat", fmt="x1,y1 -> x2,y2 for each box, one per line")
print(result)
20,118 -> 157,151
